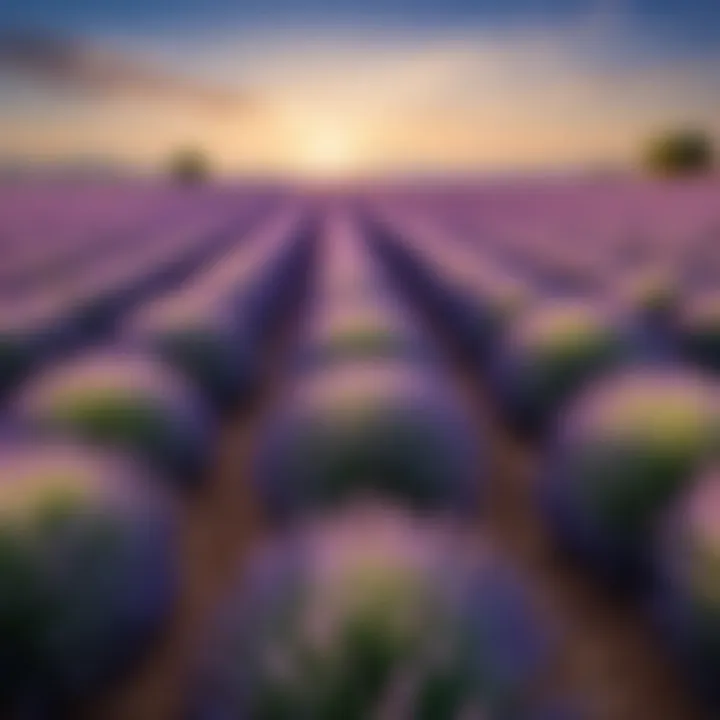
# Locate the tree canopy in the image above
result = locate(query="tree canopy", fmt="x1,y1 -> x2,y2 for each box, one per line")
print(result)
168,147 -> 210,184
643,130 -> 714,177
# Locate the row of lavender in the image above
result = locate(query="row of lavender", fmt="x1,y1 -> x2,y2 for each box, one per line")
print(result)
0,189 -> 568,719
0,186 -> 277,398
0,185 -> 312,713
192,209 -> 566,719
0,178 -> 717,718
366,183 -> 720,710
378,180 -> 720,354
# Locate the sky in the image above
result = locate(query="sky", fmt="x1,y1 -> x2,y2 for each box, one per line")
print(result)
0,0 -> 719,177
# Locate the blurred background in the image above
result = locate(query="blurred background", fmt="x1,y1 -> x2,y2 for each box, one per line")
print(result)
0,3 -> 719,720
1,0 -> 718,181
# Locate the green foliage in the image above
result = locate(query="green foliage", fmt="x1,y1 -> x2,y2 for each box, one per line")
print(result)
644,130 -> 714,177
168,147 -> 210,184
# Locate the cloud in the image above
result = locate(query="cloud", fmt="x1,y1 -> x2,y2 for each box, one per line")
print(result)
0,29 -> 258,114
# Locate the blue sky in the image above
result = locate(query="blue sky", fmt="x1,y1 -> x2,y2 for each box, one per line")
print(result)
1,0 -> 719,175
3,0 -> 717,48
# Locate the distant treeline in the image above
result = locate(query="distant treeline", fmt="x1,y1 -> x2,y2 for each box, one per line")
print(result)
165,133 -> 716,184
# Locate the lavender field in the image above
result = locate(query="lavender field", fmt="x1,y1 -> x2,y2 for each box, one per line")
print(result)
0,178 -> 718,719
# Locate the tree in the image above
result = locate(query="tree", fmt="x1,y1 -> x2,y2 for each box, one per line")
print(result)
643,130 -> 714,177
168,147 -> 210,184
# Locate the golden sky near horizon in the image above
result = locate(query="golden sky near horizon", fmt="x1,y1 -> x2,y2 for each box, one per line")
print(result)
1,23 -> 719,178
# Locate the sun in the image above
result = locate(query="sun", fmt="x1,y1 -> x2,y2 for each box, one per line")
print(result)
295,125 -> 360,179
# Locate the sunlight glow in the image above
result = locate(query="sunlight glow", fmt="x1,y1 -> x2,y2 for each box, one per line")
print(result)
293,124 -> 360,178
